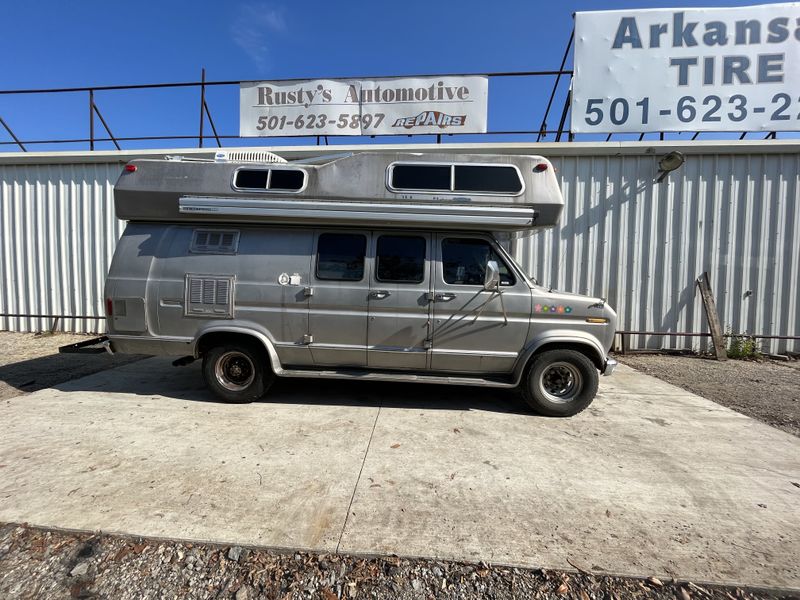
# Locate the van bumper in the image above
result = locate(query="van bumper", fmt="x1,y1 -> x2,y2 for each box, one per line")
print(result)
602,357 -> 618,376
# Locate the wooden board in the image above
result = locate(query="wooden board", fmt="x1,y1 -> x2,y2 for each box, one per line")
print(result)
696,272 -> 728,361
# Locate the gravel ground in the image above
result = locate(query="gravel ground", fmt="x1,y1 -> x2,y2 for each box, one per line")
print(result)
0,332 -> 145,401
0,524 -> 794,600
617,354 -> 800,437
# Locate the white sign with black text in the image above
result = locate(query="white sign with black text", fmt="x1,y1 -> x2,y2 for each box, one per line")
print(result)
240,76 -> 488,137
572,3 -> 800,133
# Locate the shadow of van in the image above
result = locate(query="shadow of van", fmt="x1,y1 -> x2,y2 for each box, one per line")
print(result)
47,356 -> 529,416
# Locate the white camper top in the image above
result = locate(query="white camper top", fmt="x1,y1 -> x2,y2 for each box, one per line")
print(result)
113,151 -> 564,232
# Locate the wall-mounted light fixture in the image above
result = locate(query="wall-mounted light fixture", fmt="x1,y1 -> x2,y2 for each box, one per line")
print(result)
656,151 -> 685,183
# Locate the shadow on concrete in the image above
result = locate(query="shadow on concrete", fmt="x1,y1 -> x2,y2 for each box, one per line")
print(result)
49,358 -> 530,415
0,352 -> 148,400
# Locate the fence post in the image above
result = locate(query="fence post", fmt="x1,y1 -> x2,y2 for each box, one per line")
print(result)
199,68 -> 206,148
88,89 -> 94,151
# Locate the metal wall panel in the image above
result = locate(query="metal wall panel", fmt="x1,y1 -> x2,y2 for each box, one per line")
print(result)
513,151 -> 800,355
0,144 -> 797,355
0,162 -> 124,334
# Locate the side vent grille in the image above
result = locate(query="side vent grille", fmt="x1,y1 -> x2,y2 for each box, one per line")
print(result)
190,229 -> 240,254
185,275 -> 235,318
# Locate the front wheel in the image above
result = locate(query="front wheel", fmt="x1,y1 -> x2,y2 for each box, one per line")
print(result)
520,349 -> 599,417
202,343 -> 273,403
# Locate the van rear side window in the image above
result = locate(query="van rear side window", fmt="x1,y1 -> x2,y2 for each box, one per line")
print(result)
316,233 -> 366,281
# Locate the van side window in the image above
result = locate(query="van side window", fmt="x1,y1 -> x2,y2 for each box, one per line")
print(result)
389,164 -> 523,194
376,235 -> 425,283
234,168 -> 305,191
441,238 -> 515,286
316,233 -> 366,281
391,165 -> 451,191
454,165 -> 522,193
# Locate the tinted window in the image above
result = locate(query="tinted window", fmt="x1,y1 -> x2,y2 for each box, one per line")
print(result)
234,169 -> 268,189
316,234 -> 366,281
376,236 -> 426,283
391,165 -> 450,191
454,165 -> 522,193
441,238 -> 515,286
270,169 -> 305,190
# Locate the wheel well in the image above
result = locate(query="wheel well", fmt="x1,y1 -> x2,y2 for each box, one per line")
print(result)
528,342 -> 604,371
196,331 -> 268,360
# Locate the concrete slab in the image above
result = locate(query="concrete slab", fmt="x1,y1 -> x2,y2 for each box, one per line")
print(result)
1,359 -> 798,589
0,358 -> 379,551
340,365 -> 800,588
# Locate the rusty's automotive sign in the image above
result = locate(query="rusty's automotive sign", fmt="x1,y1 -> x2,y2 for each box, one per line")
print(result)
240,76 -> 488,137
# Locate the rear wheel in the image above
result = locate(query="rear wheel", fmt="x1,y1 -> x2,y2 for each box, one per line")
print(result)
202,343 -> 273,403
520,349 -> 599,417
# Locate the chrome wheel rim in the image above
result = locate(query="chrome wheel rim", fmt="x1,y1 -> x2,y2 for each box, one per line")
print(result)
538,362 -> 582,403
215,351 -> 255,392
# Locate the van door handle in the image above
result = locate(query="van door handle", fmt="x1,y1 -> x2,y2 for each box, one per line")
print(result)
435,292 -> 457,302
369,290 -> 391,300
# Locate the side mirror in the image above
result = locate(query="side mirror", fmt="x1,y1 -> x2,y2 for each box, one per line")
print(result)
484,260 -> 500,290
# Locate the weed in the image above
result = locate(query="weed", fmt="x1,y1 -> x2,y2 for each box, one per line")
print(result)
726,330 -> 760,359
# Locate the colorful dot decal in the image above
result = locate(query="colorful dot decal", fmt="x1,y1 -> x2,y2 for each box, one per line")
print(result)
534,304 -> 573,314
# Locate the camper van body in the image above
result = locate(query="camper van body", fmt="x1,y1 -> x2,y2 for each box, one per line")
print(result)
105,152 -> 617,416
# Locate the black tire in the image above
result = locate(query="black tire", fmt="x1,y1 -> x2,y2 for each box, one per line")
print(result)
520,349 -> 599,417
202,342 -> 273,403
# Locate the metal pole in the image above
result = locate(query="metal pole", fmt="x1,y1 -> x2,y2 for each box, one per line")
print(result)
0,116 -> 27,151
89,89 -> 94,151
199,68 -> 206,148
93,102 -> 121,150
537,28 -> 574,142
555,85 -> 571,142
203,100 -> 222,147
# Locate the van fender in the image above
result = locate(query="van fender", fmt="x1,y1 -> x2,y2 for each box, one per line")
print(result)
192,323 -> 284,375
512,330 -> 606,385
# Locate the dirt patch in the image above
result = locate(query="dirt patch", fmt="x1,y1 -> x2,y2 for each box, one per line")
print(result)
0,332 -> 146,401
618,354 -> 800,437
0,524 -> 793,600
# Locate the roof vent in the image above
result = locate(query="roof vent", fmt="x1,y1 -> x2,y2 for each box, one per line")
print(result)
217,150 -> 286,164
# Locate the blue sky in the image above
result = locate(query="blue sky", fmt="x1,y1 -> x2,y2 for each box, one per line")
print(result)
0,0 -> 789,151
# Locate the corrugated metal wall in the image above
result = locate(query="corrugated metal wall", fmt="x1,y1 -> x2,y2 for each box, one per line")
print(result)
0,162 -> 124,333
514,150 -> 800,355
1,144 -> 798,354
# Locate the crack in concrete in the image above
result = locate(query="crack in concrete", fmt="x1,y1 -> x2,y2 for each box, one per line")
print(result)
336,402 -> 382,553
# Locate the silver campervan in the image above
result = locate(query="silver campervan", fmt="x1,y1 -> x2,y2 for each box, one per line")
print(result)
104,151 -> 617,416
